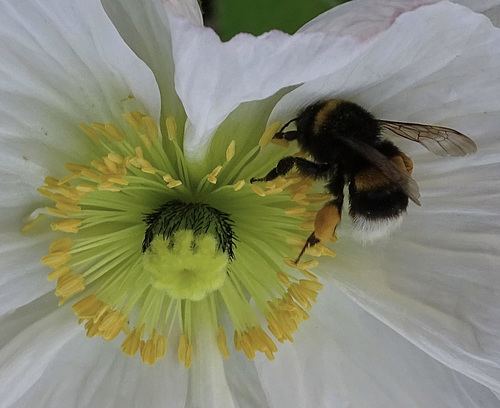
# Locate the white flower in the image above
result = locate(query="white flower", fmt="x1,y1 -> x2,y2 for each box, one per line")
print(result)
1,0 -> 500,407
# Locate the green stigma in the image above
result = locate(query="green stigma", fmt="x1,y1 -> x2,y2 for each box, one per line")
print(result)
144,230 -> 229,301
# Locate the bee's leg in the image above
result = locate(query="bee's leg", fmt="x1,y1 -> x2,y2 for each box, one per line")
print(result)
250,157 -> 327,183
295,203 -> 342,263
295,171 -> 344,263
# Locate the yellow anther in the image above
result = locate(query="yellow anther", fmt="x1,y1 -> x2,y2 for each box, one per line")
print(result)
104,123 -> 125,141
103,157 -> 118,173
56,202 -> 81,214
122,113 -> 142,132
142,116 -> 159,141
57,173 -> 80,185
141,332 -> 167,365
49,237 -> 73,253
259,121 -> 282,147
134,147 -> 144,160
65,163 -> 90,173
233,180 -> 245,191
166,116 -> 177,141
264,187 -> 283,195
91,159 -> 108,173
47,266 -> 72,281
21,213 -> 45,233
217,325 -> 230,358
41,251 -> 72,268
84,319 -> 102,338
78,123 -> 100,142
81,169 -> 103,182
130,111 -> 145,126
178,334 -> 193,369
226,140 -> 236,162
76,184 -> 95,193
277,271 -> 291,286
251,184 -> 266,197
98,310 -> 126,341
163,174 -> 173,183
139,133 -> 152,148
167,180 -> 182,188
285,206 -> 308,216
51,219 -> 82,233
305,193 -> 332,203
121,329 -> 142,356
55,274 -> 85,299
207,165 -> 223,184
298,279 -> 323,292
72,295 -> 107,319
108,153 -> 124,164
283,257 -> 319,270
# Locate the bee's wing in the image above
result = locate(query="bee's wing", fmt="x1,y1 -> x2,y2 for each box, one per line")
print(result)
378,120 -> 477,157
336,136 -> 421,206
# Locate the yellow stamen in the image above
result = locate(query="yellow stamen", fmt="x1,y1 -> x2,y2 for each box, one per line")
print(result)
55,274 -> 85,299
121,328 -> 143,356
98,310 -> 126,341
41,251 -> 72,268
47,266 -> 72,281
142,116 -> 159,141
166,116 -> 177,141
122,113 -> 142,132
259,121 -> 282,147
226,140 -> 236,162
251,184 -> 266,197
139,133 -> 152,148
178,333 -> 193,369
207,165 -> 223,184
78,123 -> 100,142
217,325 -> 230,358
21,213 -> 45,233
51,219 -> 82,233
167,180 -> 182,188
233,180 -> 245,191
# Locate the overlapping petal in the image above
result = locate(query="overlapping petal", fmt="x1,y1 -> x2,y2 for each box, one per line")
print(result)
265,0 -> 500,395
255,281 -> 500,408
0,0 -> 160,316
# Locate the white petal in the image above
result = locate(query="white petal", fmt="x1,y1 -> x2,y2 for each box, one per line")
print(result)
255,281 -> 500,408
269,2 -> 500,126
2,310 -> 189,408
0,232 -> 53,317
101,0 -> 189,125
0,307 -> 81,408
454,0 -> 500,27
164,11 -> 367,161
0,0 -> 160,166
186,305 -> 236,408
298,0 -> 441,39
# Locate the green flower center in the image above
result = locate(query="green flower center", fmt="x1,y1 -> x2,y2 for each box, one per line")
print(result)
31,111 -> 335,368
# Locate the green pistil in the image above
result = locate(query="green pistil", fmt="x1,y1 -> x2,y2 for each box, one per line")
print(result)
144,230 -> 229,301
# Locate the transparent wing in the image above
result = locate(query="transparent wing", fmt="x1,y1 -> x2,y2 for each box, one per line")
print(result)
379,120 -> 477,157
336,136 -> 421,206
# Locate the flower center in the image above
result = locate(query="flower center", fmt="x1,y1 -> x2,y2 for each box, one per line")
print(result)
31,111 -> 335,368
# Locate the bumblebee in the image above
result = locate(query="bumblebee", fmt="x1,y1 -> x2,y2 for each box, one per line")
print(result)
250,99 -> 477,262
